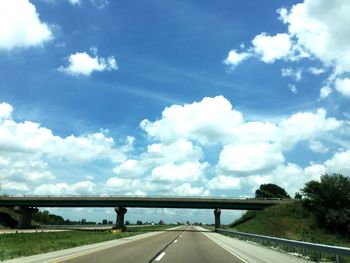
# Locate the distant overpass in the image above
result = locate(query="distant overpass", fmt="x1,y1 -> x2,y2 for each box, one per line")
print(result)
0,196 -> 293,229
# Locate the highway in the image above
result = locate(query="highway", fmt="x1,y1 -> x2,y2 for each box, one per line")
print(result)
54,226 -> 242,263
5,226 -> 311,263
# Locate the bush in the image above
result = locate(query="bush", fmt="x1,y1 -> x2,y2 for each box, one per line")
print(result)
302,173 -> 350,235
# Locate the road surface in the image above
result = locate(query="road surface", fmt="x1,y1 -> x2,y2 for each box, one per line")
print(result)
53,226 -> 242,263
5,226 -> 311,263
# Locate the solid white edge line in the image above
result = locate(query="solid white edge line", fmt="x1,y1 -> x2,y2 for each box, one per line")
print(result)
209,238 -> 248,263
155,252 -> 166,261
196,228 -> 248,263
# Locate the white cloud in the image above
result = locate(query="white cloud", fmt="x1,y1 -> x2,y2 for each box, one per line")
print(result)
281,68 -> 302,81
252,33 -> 292,63
0,103 -> 13,119
309,140 -> 328,153
279,0 -> 350,74
173,183 -> 209,196
308,67 -> 325,75
319,86 -> 332,99
324,150 -> 350,176
58,50 -> 118,76
1,182 -> 29,192
34,181 -> 96,195
279,108 -> 342,150
113,159 -> 144,178
335,78 -> 350,97
69,0 -> 81,5
146,139 -> 203,163
223,49 -> 251,69
207,175 -> 241,190
150,162 -> 207,182
141,96 -> 243,144
0,0 -> 52,50
218,143 -> 284,174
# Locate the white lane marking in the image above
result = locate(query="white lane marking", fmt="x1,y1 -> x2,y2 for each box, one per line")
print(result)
174,240 -> 178,243
207,237 -> 248,263
155,252 -> 166,261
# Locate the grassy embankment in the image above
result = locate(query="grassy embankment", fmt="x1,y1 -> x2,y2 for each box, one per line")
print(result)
230,201 -> 350,261
0,224 -> 173,261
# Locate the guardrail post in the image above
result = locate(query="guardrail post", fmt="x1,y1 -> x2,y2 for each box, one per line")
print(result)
214,208 -> 221,231
14,206 -> 39,229
114,206 -> 127,230
336,254 -> 341,263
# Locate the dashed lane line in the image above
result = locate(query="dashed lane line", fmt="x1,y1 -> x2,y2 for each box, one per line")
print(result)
155,252 -> 166,261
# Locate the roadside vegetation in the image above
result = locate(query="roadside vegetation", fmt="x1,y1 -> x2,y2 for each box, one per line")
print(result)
230,174 -> 350,261
0,224 -> 174,261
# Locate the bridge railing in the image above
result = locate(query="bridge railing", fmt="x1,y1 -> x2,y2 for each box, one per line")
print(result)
0,194 -> 287,201
217,228 -> 350,263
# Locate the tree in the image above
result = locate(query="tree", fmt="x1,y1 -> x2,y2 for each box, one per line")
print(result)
294,192 -> 302,199
302,173 -> 350,234
125,220 -> 130,225
255,184 -> 290,199
102,219 -> 108,225
159,219 -> 164,225
136,220 -> 143,225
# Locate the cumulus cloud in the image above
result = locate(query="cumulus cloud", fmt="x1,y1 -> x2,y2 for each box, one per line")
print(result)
335,78 -> 350,97
223,49 -> 251,69
309,140 -> 328,153
173,183 -> 209,196
225,0 -> 350,99
252,33 -> 292,63
141,96 -> 243,144
34,181 -> 96,195
207,175 -> 241,190
58,49 -> 118,76
0,103 -> 13,119
0,101 -> 129,194
308,67 -> 325,75
278,0 -> 350,74
218,143 -> 284,174
282,68 -> 302,81
150,162 -> 207,182
0,0 -> 52,50
319,86 -> 332,99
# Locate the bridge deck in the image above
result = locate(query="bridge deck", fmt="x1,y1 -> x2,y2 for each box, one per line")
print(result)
0,196 -> 293,210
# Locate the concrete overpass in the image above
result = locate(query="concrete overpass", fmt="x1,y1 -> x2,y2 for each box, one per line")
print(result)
0,196 -> 292,229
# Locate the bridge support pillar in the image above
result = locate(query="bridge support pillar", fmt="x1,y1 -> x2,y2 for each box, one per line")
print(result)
14,206 -> 38,229
214,208 -> 221,231
115,206 -> 127,230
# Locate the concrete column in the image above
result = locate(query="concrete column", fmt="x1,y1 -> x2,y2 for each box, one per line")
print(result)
214,208 -> 221,231
14,206 -> 39,229
115,206 -> 127,230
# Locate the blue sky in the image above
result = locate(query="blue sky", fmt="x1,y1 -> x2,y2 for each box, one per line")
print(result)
1,0 -> 350,224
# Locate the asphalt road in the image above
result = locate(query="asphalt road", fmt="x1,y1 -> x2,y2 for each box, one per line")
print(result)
53,226 -> 243,263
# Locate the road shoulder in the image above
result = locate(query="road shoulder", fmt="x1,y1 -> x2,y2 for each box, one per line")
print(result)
196,226 -> 311,263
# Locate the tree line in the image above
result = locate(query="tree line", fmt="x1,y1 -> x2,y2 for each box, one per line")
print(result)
255,173 -> 350,236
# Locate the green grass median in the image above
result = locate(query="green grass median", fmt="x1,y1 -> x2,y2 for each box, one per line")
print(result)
0,225 -> 173,261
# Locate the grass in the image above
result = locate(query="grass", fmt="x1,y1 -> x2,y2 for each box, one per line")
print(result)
0,225 -> 173,261
230,201 -> 350,262
232,202 -> 350,246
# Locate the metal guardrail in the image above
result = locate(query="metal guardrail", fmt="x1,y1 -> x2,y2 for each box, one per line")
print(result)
217,228 -> 350,263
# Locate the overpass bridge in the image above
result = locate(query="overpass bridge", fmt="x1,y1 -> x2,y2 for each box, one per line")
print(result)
0,196 -> 292,229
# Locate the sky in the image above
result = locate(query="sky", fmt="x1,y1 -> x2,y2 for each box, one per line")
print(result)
1,0 -> 350,224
